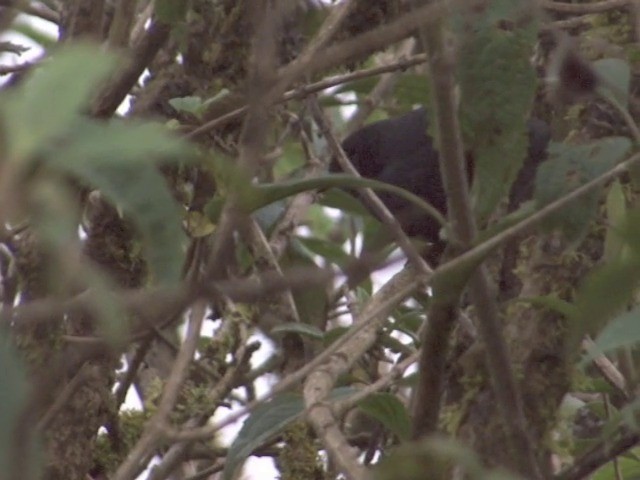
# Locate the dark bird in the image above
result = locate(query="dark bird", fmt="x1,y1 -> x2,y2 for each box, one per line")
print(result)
331,107 -> 551,264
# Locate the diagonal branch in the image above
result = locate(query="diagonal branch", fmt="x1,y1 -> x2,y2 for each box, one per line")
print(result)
91,18 -> 171,118
164,266 -> 423,443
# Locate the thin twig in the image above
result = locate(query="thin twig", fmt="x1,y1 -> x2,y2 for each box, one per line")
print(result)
163,266 -> 423,443
184,53 -> 429,140
332,352 -> 418,416
555,428 -> 640,480
308,99 -> 432,277
267,0 -> 356,103
111,300 -> 207,480
148,319 -> 254,480
186,2 -> 447,139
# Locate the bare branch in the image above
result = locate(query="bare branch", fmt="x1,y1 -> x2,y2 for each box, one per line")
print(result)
164,265 -> 424,443
0,0 -> 59,23
112,300 -> 207,480
540,0 -> 629,14
91,18 -> 171,118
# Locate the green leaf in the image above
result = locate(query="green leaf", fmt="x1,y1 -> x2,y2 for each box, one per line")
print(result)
615,208 -> 640,258
168,96 -> 206,117
223,393 -> 304,480
1,44 -> 117,160
594,58 -> 631,108
323,326 -> 350,347
274,142 -> 306,179
332,76 -> 378,96
455,0 -> 539,222
514,295 -> 577,318
358,393 -> 412,441
270,322 -> 324,340
582,305 -> 640,364
394,74 -> 431,109
305,204 -> 343,240
0,331 -> 40,478
29,182 -> 128,344
393,310 -> 424,338
570,256 -> 640,354
604,180 -> 627,262
11,20 -> 56,49
48,120 -> 190,166
206,174 -> 447,230
169,90 -> 230,119
592,453 -> 640,480
224,388 -> 355,480
47,121 -> 191,284
534,137 -> 632,241
155,0 -> 189,24
294,236 -> 351,265
374,437 -> 489,480
381,332 -> 419,352
320,188 -> 371,217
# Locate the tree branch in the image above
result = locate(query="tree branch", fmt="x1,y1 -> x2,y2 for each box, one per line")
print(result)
412,5 -> 543,479
91,18 -> 171,118
540,0 -> 629,14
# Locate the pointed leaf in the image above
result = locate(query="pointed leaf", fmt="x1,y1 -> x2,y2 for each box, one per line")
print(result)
223,393 -> 304,480
1,45 -> 117,160
224,388 -> 355,480
358,392 -> 412,441
570,256 -> 640,354
604,180 -> 627,261
594,58 -> 631,108
583,305 -> 640,364
47,121 -> 191,284
534,137 -> 631,241
454,0 -> 539,221
271,322 -> 324,340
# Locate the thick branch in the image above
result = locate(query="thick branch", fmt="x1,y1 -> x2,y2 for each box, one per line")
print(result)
540,0 -> 629,14
91,18 -> 171,118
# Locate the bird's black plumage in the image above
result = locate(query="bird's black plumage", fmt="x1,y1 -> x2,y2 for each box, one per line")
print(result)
332,107 -> 551,262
